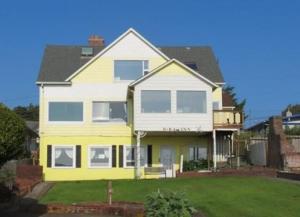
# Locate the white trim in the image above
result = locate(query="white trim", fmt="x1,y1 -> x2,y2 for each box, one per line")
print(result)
87,145 -> 112,169
36,81 -> 72,85
123,145 -> 148,168
129,59 -> 218,88
52,145 -> 76,169
65,28 -> 170,81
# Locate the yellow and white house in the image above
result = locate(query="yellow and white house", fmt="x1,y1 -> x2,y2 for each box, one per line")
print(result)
36,28 -> 243,181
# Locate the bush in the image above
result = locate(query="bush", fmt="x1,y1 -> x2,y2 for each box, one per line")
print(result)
0,103 -> 26,166
183,160 -> 212,171
145,190 -> 196,217
285,126 -> 300,135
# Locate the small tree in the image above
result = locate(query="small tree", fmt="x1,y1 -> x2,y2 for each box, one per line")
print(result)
0,103 -> 26,166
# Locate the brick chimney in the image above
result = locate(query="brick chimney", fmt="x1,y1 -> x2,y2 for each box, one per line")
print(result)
88,35 -> 104,47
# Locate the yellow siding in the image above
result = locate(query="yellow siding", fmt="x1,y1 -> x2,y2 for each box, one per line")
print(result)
212,87 -> 222,102
155,62 -> 192,76
71,57 -> 166,84
40,135 -> 208,181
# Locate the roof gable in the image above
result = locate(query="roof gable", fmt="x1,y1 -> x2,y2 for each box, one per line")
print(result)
65,28 -> 170,81
130,59 -> 218,88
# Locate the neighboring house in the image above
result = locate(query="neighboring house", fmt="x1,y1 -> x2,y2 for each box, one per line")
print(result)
247,112 -> 300,136
24,121 -> 39,152
36,28 -> 243,181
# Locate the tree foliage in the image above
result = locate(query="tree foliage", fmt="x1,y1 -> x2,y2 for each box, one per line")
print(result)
223,85 -> 247,118
0,103 -> 26,166
13,103 -> 39,121
284,126 -> 300,136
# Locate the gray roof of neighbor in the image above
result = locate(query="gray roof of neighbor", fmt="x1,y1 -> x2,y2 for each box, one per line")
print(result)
37,45 -> 224,83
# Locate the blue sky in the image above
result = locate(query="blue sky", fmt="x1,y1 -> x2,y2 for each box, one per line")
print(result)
0,0 -> 299,127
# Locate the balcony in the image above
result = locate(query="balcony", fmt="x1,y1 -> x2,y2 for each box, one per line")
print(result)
213,110 -> 243,129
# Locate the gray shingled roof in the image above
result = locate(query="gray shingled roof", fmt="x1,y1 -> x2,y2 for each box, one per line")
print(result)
37,45 -> 224,83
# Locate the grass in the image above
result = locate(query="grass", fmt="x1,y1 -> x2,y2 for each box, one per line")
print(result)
40,176 -> 300,217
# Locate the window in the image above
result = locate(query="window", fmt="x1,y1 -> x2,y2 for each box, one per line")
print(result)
124,146 -> 147,167
141,90 -> 171,113
88,146 -> 112,168
184,62 -> 198,70
81,47 -> 93,56
49,102 -> 83,122
92,102 -> 127,122
53,146 -> 75,168
114,60 -> 149,80
213,101 -> 220,110
189,146 -> 207,160
177,91 -> 206,113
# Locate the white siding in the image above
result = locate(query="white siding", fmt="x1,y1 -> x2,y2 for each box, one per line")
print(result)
134,75 -> 213,132
43,83 -> 129,101
102,32 -> 163,59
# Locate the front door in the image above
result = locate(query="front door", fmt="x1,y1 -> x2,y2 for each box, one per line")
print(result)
160,145 -> 175,170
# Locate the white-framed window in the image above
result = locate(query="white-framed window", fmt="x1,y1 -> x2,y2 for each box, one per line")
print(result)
124,145 -> 147,168
88,145 -> 112,168
114,60 -> 149,80
177,91 -> 207,113
48,102 -> 83,122
189,145 -> 207,161
92,102 -> 127,122
141,90 -> 171,113
52,145 -> 76,168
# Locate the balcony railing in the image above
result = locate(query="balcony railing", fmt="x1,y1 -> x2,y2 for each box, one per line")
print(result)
213,110 -> 243,129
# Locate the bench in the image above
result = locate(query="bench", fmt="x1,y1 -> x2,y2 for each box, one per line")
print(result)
144,167 -> 166,177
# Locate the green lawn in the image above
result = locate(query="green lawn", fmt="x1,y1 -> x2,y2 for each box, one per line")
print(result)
40,176 -> 300,217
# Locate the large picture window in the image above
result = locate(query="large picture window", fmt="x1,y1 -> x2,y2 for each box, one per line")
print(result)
49,102 -> 83,122
124,146 -> 147,167
88,146 -> 112,168
52,146 -> 75,168
92,102 -> 127,122
177,91 -> 207,113
114,60 -> 149,80
141,90 -> 171,113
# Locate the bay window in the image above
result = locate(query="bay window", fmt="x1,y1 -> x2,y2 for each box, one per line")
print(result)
141,90 -> 171,113
177,91 -> 207,113
92,102 -> 127,122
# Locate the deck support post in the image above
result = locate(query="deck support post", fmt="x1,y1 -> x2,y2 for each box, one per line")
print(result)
136,131 -> 141,179
213,129 -> 217,171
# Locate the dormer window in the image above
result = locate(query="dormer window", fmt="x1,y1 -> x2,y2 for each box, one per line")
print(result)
81,47 -> 93,57
184,62 -> 198,70
114,60 -> 149,81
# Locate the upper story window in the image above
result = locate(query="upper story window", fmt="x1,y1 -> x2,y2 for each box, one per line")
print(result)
48,102 -> 83,122
213,101 -> 220,110
114,60 -> 149,81
177,91 -> 207,113
92,102 -> 127,122
141,90 -> 171,113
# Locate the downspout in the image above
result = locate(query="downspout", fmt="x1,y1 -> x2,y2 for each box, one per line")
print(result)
213,129 -> 217,171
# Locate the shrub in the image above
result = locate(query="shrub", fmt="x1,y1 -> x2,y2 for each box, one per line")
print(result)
145,190 -> 196,217
183,160 -> 212,171
0,103 -> 26,166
